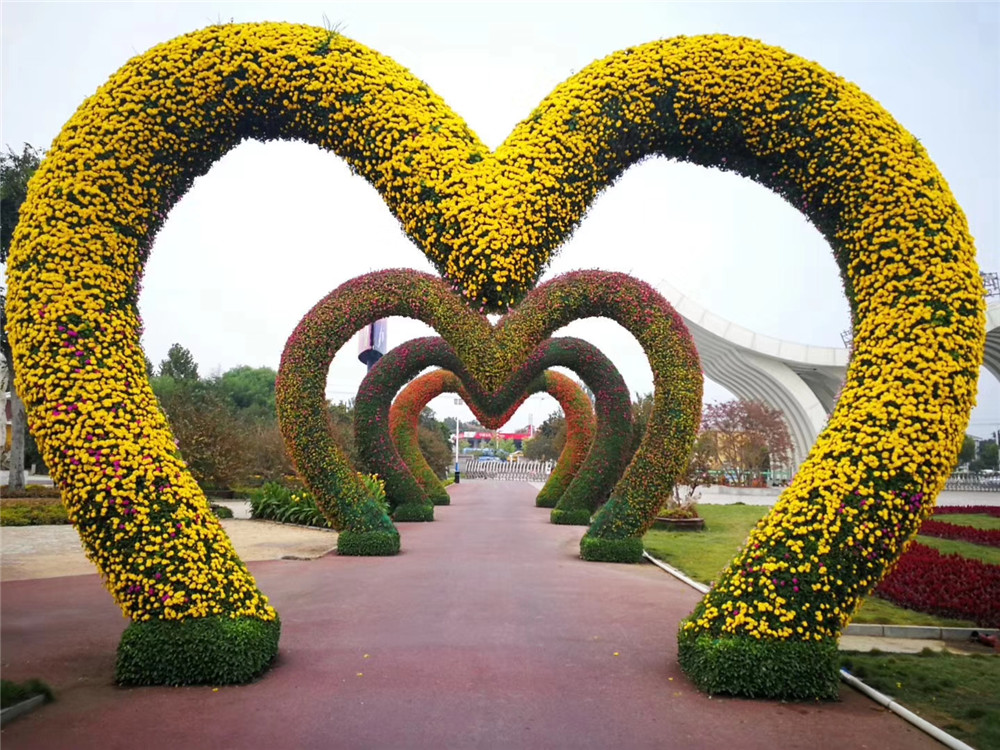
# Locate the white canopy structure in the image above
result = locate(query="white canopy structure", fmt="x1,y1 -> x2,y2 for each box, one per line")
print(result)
655,283 -> 1000,470
655,280 -> 848,470
985,299 -> 1000,384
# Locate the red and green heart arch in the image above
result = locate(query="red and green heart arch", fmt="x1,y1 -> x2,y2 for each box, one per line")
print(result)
352,336 -> 633,526
5,22 -> 984,696
275,270 -> 700,556
387,369 -> 597,510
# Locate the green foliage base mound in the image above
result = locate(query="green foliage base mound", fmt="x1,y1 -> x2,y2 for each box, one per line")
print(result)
677,631 -> 840,700
550,508 -> 592,526
579,535 -> 644,563
116,616 -> 281,686
392,503 -> 435,522
337,530 -> 401,556
429,491 -> 451,506
535,490 -> 559,508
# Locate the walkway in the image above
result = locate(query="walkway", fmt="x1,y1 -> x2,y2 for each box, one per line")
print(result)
1,483 -> 940,749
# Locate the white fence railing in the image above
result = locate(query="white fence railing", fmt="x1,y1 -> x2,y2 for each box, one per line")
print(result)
460,458 -> 553,482
944,472 -> 1000,492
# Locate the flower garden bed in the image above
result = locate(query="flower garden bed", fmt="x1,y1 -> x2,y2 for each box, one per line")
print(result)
874,543 -> 999,627
916,519 -> 1000,548
646,505 -> 1000,629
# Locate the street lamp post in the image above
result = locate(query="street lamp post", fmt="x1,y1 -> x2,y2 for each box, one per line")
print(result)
454,398 -> 462,484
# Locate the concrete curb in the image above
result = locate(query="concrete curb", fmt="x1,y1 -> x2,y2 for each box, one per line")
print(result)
642,549 -> 977,750
842,623 -> 990,641
0,694 -> 46,726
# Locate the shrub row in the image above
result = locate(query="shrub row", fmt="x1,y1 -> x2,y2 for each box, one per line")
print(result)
1,484 -> 62,499
249,477 -> 387,529
0,499 -> 232,526
0,500 -> 70,526
0,679 -> 54,709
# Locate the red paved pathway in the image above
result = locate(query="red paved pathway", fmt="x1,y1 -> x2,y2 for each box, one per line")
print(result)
1,482 -> 939,749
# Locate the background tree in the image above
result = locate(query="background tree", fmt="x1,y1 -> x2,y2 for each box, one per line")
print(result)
982,441 -> 1000,471
328,400 -> 361,471
629,392 -> 654,460
216,366 -> 278,421
420,406 -> 454,447
523,410 -> 566,461
700,399 -> 793,486
151,349 -> 294,491
158,343 -> 200,381
958,434 -> 977,466
1,143 -> 43,492
417,425 -> 453,477
970,439 -> 999,473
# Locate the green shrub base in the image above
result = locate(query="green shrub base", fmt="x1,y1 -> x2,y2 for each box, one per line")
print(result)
337,530 -> 401,556
550,508 -> 592,526
115,615 -> 280,686
392,503 -> 435,522
579,535 -> 644,563
677,630 -> 840,700
535,492 -> 559,508
429,491 -> 451,506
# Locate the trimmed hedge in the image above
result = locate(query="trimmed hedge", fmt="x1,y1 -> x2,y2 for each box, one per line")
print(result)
579,535 -> 645,564
0,500 -> 70,526
677,631 -> 840,701
116,616 -> 281,686
336,530 -> 401,557
550,508 -> 593,526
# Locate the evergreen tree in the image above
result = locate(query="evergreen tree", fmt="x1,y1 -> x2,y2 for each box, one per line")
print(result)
159,343 -> 200,381
1,143 -> 44,492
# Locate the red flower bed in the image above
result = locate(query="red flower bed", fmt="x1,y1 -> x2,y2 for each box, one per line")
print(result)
919,519 -> 1000,548
875,543 -> 1000,627
933,505 -> 1000,518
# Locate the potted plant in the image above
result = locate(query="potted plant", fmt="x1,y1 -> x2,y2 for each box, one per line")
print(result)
653,437 -> 711,531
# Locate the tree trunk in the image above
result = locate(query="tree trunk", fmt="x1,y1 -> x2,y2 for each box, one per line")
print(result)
7,378 -> 26,493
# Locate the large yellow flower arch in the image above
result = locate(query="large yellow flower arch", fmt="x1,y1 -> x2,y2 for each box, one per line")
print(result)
6,23 -> 985,694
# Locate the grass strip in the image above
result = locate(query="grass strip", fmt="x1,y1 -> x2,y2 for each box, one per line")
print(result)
839,649 -> 1000,750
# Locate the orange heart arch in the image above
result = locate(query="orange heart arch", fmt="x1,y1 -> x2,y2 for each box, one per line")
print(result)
5,23 -> 985,694
387,369 -> 597,509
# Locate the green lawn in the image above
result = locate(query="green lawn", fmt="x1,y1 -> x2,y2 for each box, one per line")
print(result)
839,650 -> 1000,750
642,504 -> 768,585
920,536 -> 1000,565
939,513 -> 1000,531
642,502 -> 993,627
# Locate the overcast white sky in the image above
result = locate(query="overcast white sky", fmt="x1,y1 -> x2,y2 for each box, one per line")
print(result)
2,1 -> 998,439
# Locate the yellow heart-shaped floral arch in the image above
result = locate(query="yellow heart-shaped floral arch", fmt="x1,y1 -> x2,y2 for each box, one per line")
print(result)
5,22 -> 985,694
